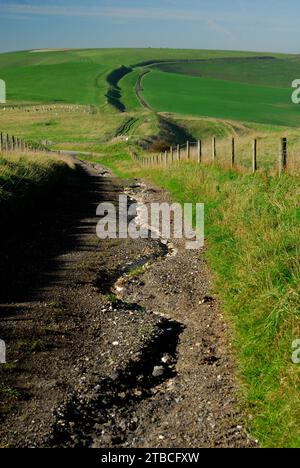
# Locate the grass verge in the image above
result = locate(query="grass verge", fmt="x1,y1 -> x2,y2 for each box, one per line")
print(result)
0,151 -> 75,203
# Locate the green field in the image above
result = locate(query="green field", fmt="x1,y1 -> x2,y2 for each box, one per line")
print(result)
0,48 -> 298,130
0,62 -> 108,105
0,48 -> 289,107
141,56 -> 300,127
0,47 -> 299,144
154,57 -> 300,88
141,69 -> 300,127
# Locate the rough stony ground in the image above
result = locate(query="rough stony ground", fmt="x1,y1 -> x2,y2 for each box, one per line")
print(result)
0,160 -> 256,448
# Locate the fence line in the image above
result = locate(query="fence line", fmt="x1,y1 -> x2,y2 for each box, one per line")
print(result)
0,105 -> 91,114
139,137 -> 292,175
0,131 -> 47,153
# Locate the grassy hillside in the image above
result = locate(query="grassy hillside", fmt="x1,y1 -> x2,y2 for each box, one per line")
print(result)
0,48 -> 289,106
0,48 -> 298,151
0,106 -> 127,145
1,63 -> 107,105
119,68 -> 142,111
141,70 -> 300,127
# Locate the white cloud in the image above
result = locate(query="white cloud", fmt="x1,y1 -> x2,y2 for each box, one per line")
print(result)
207,19 -> 235,39
0,2 -> 257,23
0,1 -> 295,41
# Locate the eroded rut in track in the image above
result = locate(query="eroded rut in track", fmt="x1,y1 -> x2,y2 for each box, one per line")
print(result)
0,160 -> 256,448
48,177 -> 184,448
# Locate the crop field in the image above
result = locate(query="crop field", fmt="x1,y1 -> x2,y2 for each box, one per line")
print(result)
141,68 -> 300,127
153,57 -> 300,88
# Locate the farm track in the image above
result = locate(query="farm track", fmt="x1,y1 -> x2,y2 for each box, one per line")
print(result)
0,160 -> 255,448
135,70 -> 152,111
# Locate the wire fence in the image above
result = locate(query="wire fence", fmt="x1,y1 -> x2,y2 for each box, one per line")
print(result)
138,136 -> 298,176
0,131 -> 47,154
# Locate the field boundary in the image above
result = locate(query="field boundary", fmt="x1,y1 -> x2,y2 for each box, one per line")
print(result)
131,55 -> 276,68
0,131 -> 47,153
138,136 -> 292,176
135,69 -> 153,110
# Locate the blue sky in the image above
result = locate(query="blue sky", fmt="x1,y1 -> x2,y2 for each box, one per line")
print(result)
0,0 -> 299,53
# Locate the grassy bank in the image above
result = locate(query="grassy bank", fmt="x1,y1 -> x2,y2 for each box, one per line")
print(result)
0,151 -> 75,203
88,151 -> 300,448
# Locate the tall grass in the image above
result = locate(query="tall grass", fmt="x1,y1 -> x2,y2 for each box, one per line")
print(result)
0,151 -> 75,202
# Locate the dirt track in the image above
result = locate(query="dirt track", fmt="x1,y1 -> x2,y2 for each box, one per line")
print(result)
0,160 -> 256,448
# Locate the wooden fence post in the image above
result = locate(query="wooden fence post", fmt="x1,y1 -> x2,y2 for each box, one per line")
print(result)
0,132 -> 3,152
279,137 -> 287,175
170,146 -> 174,162
165,150 -> 168,166
186,141 -> 190,160
212,137 -> 216,161
231,137 -> 235,167
252,139 -> 257,173
197,140 -> 202,164
177,144 -> 180,161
